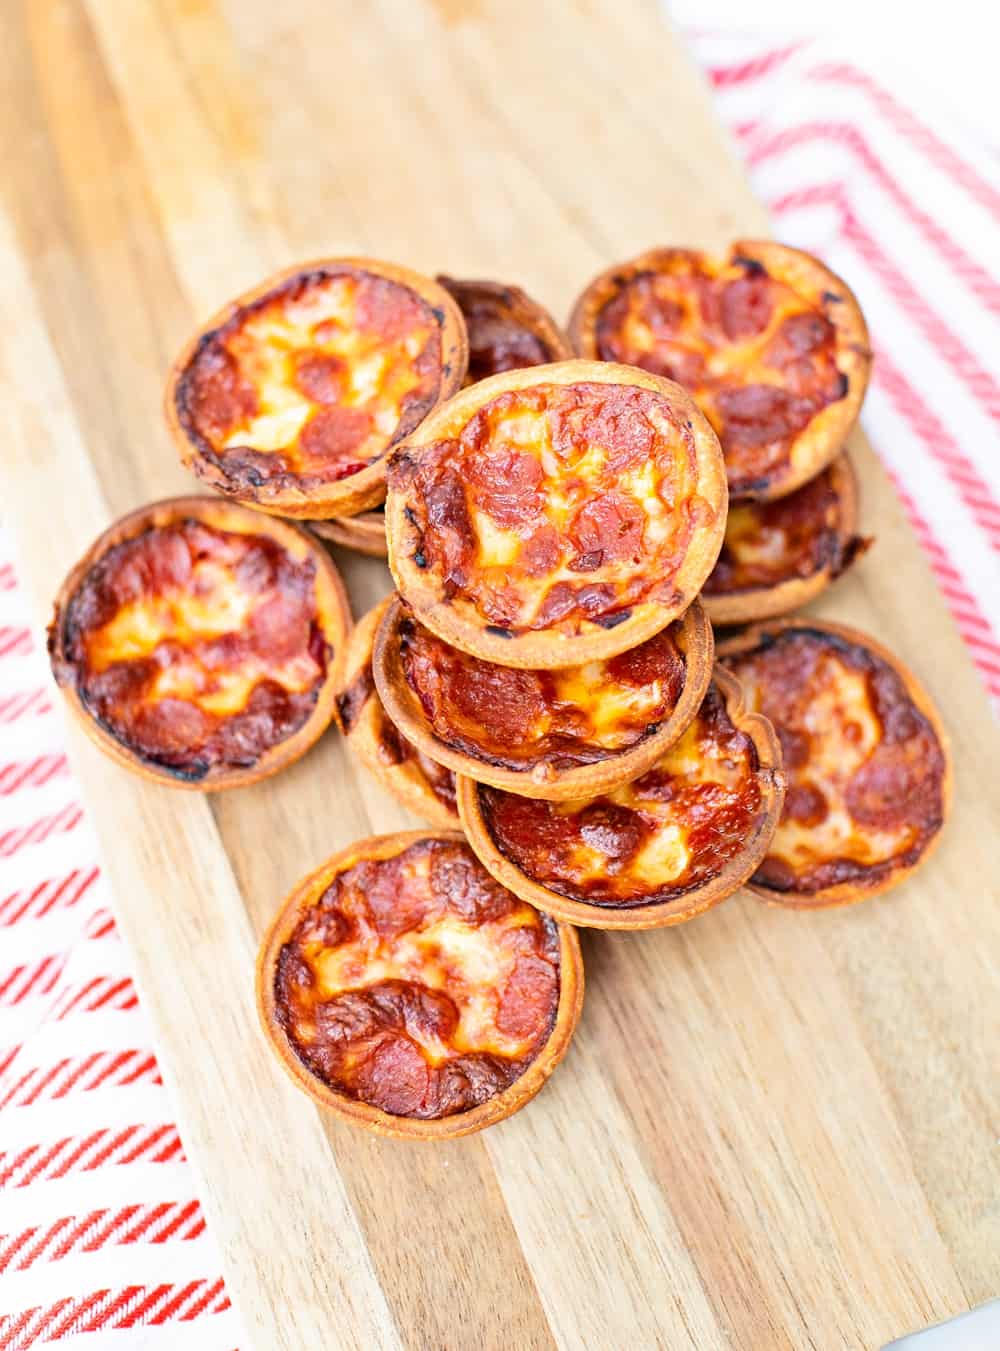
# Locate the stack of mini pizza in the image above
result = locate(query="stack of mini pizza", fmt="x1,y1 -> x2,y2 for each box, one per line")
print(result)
45,249 -> 952,1138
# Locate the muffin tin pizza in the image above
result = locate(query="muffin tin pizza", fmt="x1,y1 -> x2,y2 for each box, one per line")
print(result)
48,246 -> 950,1135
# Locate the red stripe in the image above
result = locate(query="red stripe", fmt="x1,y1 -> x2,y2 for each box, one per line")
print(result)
708,42 -> 802,88
0,627 -> 32,658
0,563 -> 17,591
0,688 -> 50,723
179,1277 -> 227,1322
0,803 -> 84,860
748,123 -> 1000,313
0,866 -> 99,928
0,754 -> 69,796
0,953 -> 64,1006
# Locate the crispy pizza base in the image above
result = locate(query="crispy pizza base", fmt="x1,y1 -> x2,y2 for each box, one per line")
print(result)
703,453 -> 866,625
255,830 -> 584,1139
310,511 -> 388,559
165,258 -> 468,520
333,597 -> 458,827
718,619 -> 952,908
48,496 -> 351,791
386,359 -> 728,668
458,668 -> 785,930
568,240 -> 871,503
372,592 -> 714,800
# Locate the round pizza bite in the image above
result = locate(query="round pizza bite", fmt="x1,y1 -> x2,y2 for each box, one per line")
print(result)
719,620 -> 951,907
334,598 -> 458,827
703,454 -> 868,624
166,259 -> 468,519
256,831 -> 584,1138
569,241 -> 871,502
436,275 -> 572,384
310,508 -> 388,559
373,593 -> 713,799
48,498 -> 349,790
386,360 -> 727,668
458,669 -> 784,930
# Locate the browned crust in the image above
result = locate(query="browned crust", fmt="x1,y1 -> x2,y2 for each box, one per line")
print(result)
372,593 -> 714,800
164,258 -> 469,520
435,275 -> 573,371
385,359 -> 728,668
457,667 -> 785,930
567,240 -> 872,503
310,512 -> 388,558
255,829 -> 584,1139
332,598 -> 458,828
47,496 -> 351,792
717,618 -> 953,909
702,453 -> 866,625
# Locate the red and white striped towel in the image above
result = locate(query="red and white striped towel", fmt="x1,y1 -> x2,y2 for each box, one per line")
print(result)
2,29 -> 998,1348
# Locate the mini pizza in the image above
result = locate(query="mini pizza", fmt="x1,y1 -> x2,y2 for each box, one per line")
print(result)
373,593 -> 713,799
437,275 -> 571,384
48,497 -> 350,789
569,241 -> 871,502
703,454 -> 868,624
334,598 -> 458,827
311,508 -> 388,559
719,620 -> 951,907
166,259 -> 468,519
256,831 -> 584,1138
386,360 -> 727,668
458,670 -> 784,930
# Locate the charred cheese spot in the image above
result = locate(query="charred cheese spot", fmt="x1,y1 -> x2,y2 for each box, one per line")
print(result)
61,520 -> 330,778
595,254 -> 846,496
390,382 -> 710,632
705,463 -> 849,594
480,684 -> 765,906
399,616 -> 686,771
273,838 -> 560,1118
177,269 -> 442,490
723,629 -> 946,893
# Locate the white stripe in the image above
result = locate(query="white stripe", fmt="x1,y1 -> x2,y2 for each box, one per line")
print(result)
0,1231 -> 226,1311
0,1163 -> 199,1234
0,904 -> 118,970
0,838 -> 102,902
0,1082 -> 172,1151
36,1309 -> 244,1351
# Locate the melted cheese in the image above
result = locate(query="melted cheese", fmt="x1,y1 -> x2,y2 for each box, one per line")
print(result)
547,661 -> 668,745
305,884 -> 547,1062
735,645 -> 918,873
208,272 -> 437,472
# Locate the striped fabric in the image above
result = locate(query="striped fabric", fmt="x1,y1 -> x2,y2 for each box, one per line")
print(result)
1,29 -> 997,1348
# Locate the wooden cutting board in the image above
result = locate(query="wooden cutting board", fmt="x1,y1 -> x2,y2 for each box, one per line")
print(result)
3,2 -> 999,1346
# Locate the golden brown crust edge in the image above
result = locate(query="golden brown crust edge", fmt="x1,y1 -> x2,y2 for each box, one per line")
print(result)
567,240 -> 872,504
702,452 -> 865,626
333,599 -> 458,828
47,496 -> 352,792
254,829 -> 585,1139
716,617 -> 953,910
385,359 -> 728,668
164,257 -> 470,520
457,666 -> 786,931
373,593 -> 714,800
310,513 -> 388,559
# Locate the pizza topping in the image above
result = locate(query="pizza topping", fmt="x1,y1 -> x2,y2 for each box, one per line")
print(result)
57,520 -> 330,779
722,628 -> 946,893
389,381 -> 714,632
175,268 -> 442,491
593,253 -> 847,495
398,615 -> 686,770
273,838 -> 560,1118
437,277 -> 561,384
479,684 -> 764,906
705,463 -> 860,595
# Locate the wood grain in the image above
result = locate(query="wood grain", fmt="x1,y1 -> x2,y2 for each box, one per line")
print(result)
3,1 -> 999,1347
